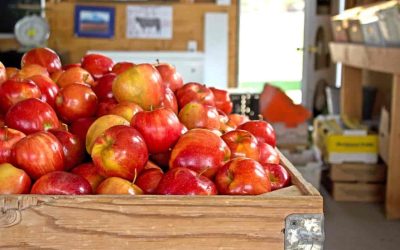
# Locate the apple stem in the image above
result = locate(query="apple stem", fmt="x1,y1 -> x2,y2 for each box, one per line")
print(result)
198,167 -> 209,177
132,168 -> 138,184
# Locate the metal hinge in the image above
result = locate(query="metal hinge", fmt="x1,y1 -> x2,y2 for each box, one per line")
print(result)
284,213 -> 325,250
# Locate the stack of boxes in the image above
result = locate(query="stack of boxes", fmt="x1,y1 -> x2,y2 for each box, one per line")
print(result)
313,115 -> 386,202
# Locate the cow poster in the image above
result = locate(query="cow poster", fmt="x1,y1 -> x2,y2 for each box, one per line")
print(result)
126,5 -> 173,39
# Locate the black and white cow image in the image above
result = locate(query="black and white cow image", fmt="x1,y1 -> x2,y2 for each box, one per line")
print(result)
135,17 -> 161,32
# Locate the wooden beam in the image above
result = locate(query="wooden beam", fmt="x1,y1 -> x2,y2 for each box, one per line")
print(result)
386,75 -> 400,219
341,65 -> 363,121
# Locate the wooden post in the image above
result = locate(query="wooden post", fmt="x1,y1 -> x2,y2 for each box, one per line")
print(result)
386,76 -> 400,219
341,65 -> 363,121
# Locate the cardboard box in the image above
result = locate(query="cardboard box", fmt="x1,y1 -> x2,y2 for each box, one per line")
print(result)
379,107 -> 390,165
330,163 -> 386,183
273,122 -> 309,147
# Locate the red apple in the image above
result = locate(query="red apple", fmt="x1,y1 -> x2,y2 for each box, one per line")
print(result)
71,162 -> 105,191
96,98 -> 118,117
226,114 -> 249,128
0,61 -> 6,84
16,64 -> 49,79
135,161 -> 164,194
150,151 -> 171,170
31,171 -> 92,195
56,67 -> 95,88
5,67 -> 19,80
91,125 -> 148,181
109,101 -> 143,122
156,167 -> 217,195
0,163 -> 31,194
112,62 -> 135,75
28,75 -> 59,109
215,157 -> 271,195
85,115 -> 130,153
160,87 -> 178,114
92,73 -> 116,101
81,54 -> 114,79
209,87 -> 233,115
178,102 -> 220,130
70,117 -> 96,145
238,120 -> 277,147
5,98 -> 60,135
155,63 -> 183,92
221,129 -> 260,161
50,69 -> 63,82
112,63 -> 165,110
96,177 -> 142,195
12,131 -> 64,179
258,142 -> 280,165
49,129 -> 84,170
0,79 -> 42,113
175,82 -> 215,109
55,83 -> 98,123
131,107 -> 184,154
169,128 -> 230,179
21,47 -> 62,74
0,127 -> 26,164
263,163 -> 291,191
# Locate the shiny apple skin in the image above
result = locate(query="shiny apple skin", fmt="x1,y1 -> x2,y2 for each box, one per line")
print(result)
169,128 -> 231,179
209,87 -> 233,115
49,129 -> 85,170
155,63 -> 183,92
96,99 -> 118,117
21,48 -> 62,74
112,63 -> 165,111
91,125 -> 148,181
135,161 -> 163,194
258,142 -> 280,165
71,162 -> 105,191
70,117 -> 96,146
16,64 -> 49,79
0,79 -> 41,114
215,157 -> 271,195
131,107 -> 184,154
5,98 -> 60,135
55,83 -> 98,123
262,163 -> 291,191
0,163 -> 31,194
28,75 -> 59,109
85,115 -> 130,154
31,171 -> 92,195
12,131 -> 64,179
238,120 -> 277,147
156,167 -> 217,195
81,54 -> 114,79
175,82 -> 215,109
109,102 -> 143,122
112,62 -> 135,75
221,129 -> 260,161
56,67 -> 95,88
0,127 -> 26,164
178,102 -> 220,130
160,87 -> 178,114
96,177 -> 143,195
226,114 -> 250,128
92,73 -> 116,102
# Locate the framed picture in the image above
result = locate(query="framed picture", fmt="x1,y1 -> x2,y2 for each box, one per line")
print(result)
74,5 -> 115,38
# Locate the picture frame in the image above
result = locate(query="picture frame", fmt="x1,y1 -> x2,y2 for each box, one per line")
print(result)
74,5 -> 115,38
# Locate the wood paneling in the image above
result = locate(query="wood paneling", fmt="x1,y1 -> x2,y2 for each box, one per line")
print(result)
46,0 -> 238,87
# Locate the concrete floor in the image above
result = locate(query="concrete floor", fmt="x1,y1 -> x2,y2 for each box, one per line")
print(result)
321,188 -> 400,250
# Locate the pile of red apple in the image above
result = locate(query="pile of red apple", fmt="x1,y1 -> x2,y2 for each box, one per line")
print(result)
0,47 -> 290,196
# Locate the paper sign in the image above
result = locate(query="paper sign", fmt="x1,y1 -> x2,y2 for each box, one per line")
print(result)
126,5 -> 173,39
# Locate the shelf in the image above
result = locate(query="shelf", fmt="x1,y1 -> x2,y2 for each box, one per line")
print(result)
330,42 -> 400,220
329,42 -> 400,75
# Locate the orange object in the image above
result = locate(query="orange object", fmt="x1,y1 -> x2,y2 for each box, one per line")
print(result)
259,83 -> 311,127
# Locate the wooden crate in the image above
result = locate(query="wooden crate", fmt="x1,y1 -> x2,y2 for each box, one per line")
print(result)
0,154 -> 323,249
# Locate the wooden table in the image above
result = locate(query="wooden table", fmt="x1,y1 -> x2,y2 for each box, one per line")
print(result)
330,42 -> 400,219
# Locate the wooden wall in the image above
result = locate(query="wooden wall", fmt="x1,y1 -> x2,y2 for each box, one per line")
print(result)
44,0 -> 238,87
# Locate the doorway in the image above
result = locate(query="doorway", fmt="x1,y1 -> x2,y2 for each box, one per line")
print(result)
238,0 -> 305,104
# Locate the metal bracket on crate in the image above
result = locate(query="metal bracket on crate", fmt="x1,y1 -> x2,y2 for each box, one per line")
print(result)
284,213 -> 325,250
